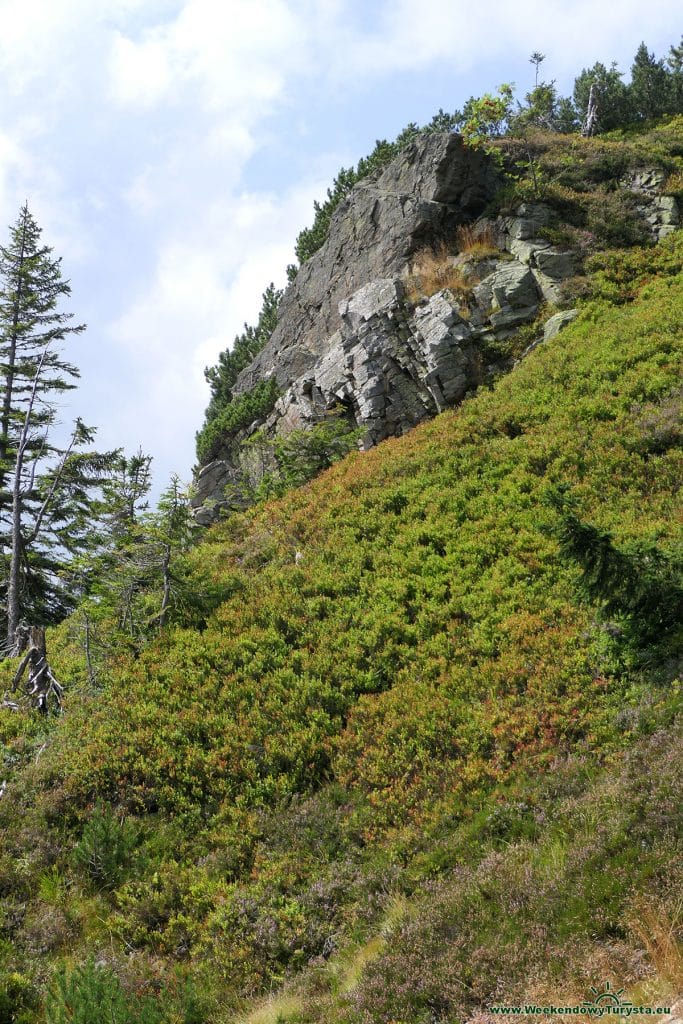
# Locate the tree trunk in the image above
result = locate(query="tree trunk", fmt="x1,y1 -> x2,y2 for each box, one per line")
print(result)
7,430 -> 24,649
0,208 -> 27,491
7,347 -> 47,650
582,83 -> 599,137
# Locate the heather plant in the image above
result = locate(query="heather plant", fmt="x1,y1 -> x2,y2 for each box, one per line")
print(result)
329,724 -> 683,1024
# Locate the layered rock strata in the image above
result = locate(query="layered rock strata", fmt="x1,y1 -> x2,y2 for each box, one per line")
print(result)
231,132 -> 499,396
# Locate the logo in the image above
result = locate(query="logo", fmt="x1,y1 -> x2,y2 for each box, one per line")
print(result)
590,983 -> 631,1011
488,980 -> 671,1017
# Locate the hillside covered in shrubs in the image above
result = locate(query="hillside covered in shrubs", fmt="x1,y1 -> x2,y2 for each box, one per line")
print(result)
0,41 -> 682,1024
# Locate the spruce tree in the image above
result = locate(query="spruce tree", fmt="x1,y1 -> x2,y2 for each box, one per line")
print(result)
71,458 -> 198,659
667,36 -> 683,112
630,42 -> 672,121
0,203 -> 117,650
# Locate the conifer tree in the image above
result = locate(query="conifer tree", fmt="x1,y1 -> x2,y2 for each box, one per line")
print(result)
72,458 -> 198,659
630,42 -> 672,121
667,36 -> 683,112
0,204 -> 117,650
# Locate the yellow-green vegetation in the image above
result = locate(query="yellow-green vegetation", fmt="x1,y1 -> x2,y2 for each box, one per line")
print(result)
1,191 -> 682,1022
0,228 -> 679,1019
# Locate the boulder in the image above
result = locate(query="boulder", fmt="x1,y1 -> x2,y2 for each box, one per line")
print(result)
656,195 -> 680,226
533,248 -> 576,280
508,237 -> 550,265
543,309 -> 578,341
504,202 -> 553,240
473,261 -> 540,315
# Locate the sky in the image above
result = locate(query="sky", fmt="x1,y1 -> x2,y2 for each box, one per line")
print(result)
0,0 -> 679,497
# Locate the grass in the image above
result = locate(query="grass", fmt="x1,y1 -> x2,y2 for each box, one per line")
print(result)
235,993 -> 305,1024
628,899 -> 683,996
404,242 -> 474,303
456,222 -> 499,257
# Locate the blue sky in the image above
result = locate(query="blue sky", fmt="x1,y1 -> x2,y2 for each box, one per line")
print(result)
0,0 -> 679,495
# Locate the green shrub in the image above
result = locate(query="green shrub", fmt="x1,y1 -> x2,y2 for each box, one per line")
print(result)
256,415 -> 364,498
548,488 -> 683,644
195,378 -> 279,465
45,960 -> 163,1024
73,803 -> 138,890
0,970 -> 38,1024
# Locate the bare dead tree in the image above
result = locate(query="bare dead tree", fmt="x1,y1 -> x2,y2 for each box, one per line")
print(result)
582,82 -> 600,136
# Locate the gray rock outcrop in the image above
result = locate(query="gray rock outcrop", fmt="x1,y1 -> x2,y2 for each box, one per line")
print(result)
622,167 -> 681,240
472,262 -> 540,331
272,279 -> 479,448
493,203 -> 576,303
232,133 -> 499,397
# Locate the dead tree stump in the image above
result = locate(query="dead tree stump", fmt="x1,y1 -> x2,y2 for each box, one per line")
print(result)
10,625 -> 63,713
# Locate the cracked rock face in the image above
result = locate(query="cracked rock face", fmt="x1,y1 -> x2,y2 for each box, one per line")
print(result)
273,279 -> 478,449
231,133 -> 499,398
191,278 -> 487,514
622,166 -> 681,240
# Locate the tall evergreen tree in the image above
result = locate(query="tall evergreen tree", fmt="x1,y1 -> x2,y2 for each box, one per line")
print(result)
667,35 -> 683,112
630,42 -> 672,121
0,204 -> 117,650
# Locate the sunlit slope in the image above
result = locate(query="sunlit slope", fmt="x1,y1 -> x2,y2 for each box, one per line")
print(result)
45,238 -> 682,824
1,236 -> 680,1018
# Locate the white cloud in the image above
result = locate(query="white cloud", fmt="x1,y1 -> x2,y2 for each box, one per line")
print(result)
123,122 -> 257,218
109,32 -> 173,108
333,0 -> 682,84
108,0 -> 305,114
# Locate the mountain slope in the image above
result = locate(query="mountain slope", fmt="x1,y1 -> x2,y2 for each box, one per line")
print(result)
0,226 -> 681,1021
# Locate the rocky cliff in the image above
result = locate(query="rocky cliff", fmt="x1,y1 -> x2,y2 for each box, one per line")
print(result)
192,133 -> 679,522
